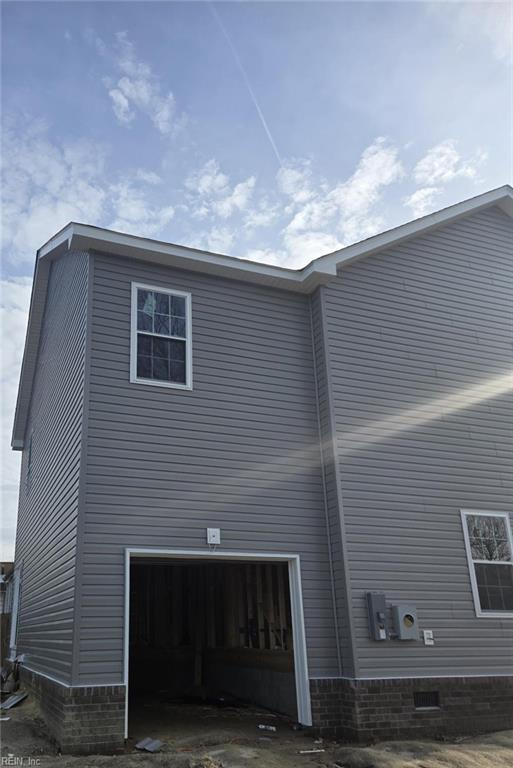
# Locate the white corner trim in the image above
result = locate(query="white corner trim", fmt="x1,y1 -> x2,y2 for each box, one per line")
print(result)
460,509 -> 513,619
9,568 -> 21,657
123,547 -> 312,739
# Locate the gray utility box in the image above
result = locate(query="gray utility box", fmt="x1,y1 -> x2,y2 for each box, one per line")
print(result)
392,604 -> 419,640
366,592 -> 388,641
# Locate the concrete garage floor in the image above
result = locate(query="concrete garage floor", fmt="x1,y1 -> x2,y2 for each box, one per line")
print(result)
2,697 -> 513,768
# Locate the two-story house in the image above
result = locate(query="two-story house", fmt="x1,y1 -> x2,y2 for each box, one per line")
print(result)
9,185 -> 513,753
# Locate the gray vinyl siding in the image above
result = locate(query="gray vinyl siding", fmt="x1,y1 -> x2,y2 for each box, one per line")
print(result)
76,252 -> 339,683
14,251 -> 89,683
309,289 -> 354,677
324,206 -> 513,678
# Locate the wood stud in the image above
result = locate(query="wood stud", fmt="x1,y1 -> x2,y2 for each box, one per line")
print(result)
130,561 -> 292,652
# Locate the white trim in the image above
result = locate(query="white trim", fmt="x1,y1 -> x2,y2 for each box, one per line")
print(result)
460,509 -> 513,619
130,282 -> 193,391
123,547 -> 312,739
305,184 -> 513,275
37,186 -> 513,288
9,568 -> 21,657
312,672 -> 513,680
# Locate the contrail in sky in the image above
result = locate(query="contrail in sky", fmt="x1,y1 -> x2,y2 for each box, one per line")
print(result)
208,1 -> 283,166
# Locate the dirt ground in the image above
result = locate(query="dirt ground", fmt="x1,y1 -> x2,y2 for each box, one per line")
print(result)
2,695 -> 513,768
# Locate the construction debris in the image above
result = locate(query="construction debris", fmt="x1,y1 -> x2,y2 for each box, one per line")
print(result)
135,737 -> 164,752
299,748 -> 325,754
0,693 -> 27,710
257,724 -> 276,732
0,717 -> 10,721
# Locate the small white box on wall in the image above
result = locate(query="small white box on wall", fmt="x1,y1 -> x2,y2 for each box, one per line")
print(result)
207,528 -> 221,545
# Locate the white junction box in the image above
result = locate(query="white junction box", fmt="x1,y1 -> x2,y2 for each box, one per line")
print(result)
423,629 -> 435,646
207,528 -> 221,545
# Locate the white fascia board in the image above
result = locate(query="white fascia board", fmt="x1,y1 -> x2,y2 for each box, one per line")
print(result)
41,223 -> 320,293
11,258 -> 52,450
305,185 -> 513,277
36,186 -> 513,291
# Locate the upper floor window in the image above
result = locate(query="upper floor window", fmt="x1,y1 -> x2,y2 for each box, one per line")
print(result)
130,283 -> 192,389
461,510 -> 513,617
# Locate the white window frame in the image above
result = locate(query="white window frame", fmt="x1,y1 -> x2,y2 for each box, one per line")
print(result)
130,282 -> 192,390
461,509 -> 513,619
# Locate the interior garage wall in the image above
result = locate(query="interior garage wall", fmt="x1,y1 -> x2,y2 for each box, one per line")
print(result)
205,649 -> 297,717
129,561 -> 297,717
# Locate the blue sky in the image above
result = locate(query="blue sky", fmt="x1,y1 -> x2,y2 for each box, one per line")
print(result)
1,1 -> 511,557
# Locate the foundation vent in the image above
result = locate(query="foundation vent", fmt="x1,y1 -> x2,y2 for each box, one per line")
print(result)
413,691 -> 440,709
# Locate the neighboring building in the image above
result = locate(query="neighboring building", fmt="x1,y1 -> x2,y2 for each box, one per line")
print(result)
0,562 -> 14,665
10,186 -> 513,753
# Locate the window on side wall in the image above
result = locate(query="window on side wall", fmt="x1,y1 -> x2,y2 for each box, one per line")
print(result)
130,283 -> 192,390
461,510 -> 513,617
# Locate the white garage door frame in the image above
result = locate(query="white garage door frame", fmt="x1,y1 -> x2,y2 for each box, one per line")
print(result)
124,547 -> 312,739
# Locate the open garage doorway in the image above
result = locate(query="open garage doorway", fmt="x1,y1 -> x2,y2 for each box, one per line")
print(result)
123,549 -> 311,739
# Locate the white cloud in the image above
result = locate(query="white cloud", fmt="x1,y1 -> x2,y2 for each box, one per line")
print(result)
283,231 -> 343,267
444,3 -> 512,62
0,277 -> 32,560
109,181 -> 174,236
243,198 -> 279,231
276,159 -> 316,206
281,137 -> 404,257
1,120 -> 108,263
214,177 -> 256,218
135,169 -> 162,185
1,117 -> 177,264
185,159 -> 256,221
413,139 -> 486,185
108,86 -> 134,124
404,186 -> 440,218
186,159 -> 229,198
332,137 -> 404,219
206,226 -> 235,253
102,31 -> 182,136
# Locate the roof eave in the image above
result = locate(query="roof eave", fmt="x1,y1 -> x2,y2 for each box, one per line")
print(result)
307,184 -> 513,275
40,223 -> 321,293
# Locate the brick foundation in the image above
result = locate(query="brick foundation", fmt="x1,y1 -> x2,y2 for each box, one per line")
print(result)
20,667 -> 125,754
19,667 -> 513,750
310,675 -> 513,741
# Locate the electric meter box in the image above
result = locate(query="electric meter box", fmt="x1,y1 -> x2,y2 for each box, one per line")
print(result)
392,604 -> 419,640
366,592 -> 388,641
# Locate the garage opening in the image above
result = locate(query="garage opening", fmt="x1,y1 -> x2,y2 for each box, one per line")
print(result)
128,557 -> 301,734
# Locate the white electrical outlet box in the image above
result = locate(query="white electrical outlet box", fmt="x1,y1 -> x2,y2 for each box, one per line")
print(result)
207,528 -> 221,545
423,629 -> 434,646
